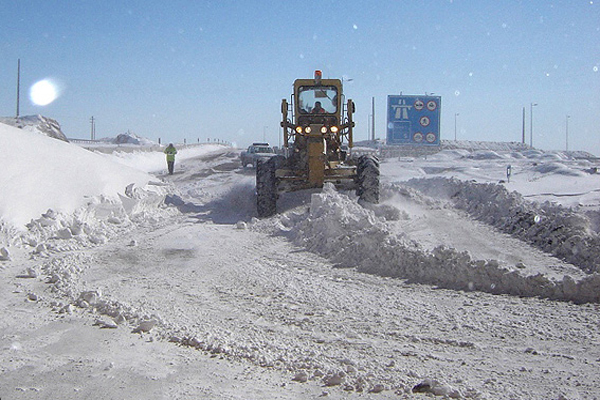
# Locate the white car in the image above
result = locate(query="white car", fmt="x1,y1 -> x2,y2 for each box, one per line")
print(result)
240,142 -> 276,168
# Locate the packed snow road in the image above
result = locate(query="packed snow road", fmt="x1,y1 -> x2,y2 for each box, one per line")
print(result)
3,146 -> 600,399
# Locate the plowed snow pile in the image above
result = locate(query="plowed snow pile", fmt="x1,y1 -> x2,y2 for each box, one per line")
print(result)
404,177 -> 600,274
256,183 -> 600,304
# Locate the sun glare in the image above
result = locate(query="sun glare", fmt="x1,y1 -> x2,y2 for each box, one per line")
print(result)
30,79 -> 61,106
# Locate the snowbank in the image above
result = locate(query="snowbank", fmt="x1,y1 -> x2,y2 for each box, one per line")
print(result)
0,122 -> 162,229
405,177 -> 600,275
257,183 -> 600,304
0,115 -> 68,141
441,140 -> 530,153
111,131 -> 155,145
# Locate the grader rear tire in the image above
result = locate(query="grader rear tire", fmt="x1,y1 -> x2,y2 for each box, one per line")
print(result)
356,155 -> 380,203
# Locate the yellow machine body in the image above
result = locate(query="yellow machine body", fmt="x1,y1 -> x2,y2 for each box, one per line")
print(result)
278,70 -> 357,192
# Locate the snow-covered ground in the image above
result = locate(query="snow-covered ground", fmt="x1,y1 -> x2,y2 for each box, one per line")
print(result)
1,121 -> 600,399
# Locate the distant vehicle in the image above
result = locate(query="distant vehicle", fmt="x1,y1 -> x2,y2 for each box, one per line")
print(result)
240,143 -> 276,168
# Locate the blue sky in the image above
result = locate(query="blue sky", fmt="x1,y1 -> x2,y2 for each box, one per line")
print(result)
1,1 -> 599,154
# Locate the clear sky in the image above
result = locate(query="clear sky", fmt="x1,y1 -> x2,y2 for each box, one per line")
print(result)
1,1 -> 599,154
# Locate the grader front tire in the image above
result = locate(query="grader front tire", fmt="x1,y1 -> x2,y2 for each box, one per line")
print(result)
256,157 -> 278,218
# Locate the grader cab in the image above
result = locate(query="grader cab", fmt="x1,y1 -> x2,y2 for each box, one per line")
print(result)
256,70 -> 379,217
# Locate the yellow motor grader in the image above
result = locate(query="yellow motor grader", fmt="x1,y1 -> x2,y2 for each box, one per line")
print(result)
256,70 -> 379,217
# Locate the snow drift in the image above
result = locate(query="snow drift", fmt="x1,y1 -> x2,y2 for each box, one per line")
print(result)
102,130 -> 156,146
0,115 -> 69,142
258,183 -> 600,304
404,177 -> 600,274
0,121 -> 163,229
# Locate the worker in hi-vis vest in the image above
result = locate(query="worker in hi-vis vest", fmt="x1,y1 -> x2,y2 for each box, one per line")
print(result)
164,143 -> 177,175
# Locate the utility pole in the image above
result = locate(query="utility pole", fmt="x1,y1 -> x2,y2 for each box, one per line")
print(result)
454,113 -> 459,141
529,102 -> 537,147
90,116 -> 96,140
371,97 -> 375,141
566,115 -> 570,151
522,107 -> 526,144
16,59 -> 21,118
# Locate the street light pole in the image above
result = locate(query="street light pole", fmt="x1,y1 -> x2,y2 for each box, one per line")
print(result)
454,113 -> 459,141
522,107 -> 526,144
16,59 -> 22,119
90,116 -> 96,140
566,115 -> 570,151
530,102 -> 537,147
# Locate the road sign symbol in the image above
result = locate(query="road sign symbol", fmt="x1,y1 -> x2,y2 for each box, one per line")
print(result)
414,99 -> 424,110
392,98 -> 412,120
426,100 -> 437,111
413,132 -> 423,142
420,116 -> 430,127
426,133 -> 436,143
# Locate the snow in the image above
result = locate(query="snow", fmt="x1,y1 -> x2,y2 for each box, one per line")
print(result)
1,121 -> 600,399
0,122 -> 226,228
0,115 -> 69,141
0,122 -> 154,228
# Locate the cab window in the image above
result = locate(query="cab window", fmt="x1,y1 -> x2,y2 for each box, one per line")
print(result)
298,86 -> 338,114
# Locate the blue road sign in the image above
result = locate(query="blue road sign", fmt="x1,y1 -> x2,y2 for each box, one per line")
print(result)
387,95 -> 441,146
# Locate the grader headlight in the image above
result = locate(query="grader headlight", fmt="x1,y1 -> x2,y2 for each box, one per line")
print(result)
305,126 -> 312,133
295,126 -> 303,134
320,126 -> 328,134
330,126 -> 339,133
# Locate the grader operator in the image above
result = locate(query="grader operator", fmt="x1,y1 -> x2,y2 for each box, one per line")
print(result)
256,70 -> 379,217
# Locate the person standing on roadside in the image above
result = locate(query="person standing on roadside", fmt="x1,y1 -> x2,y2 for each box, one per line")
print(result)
164,143 -> 177,175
